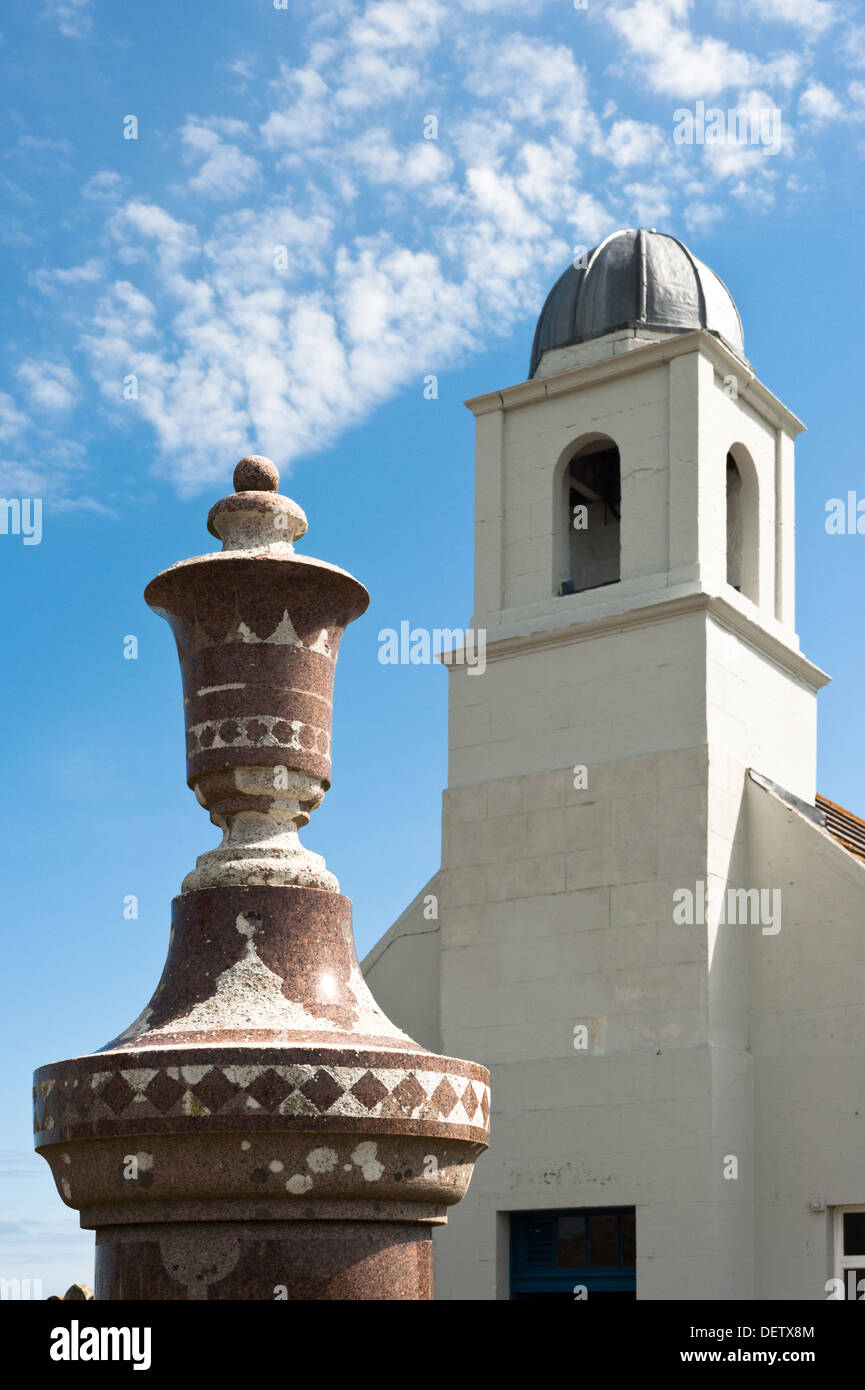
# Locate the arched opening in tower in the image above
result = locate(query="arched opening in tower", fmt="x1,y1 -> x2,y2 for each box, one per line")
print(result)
726,452 -> 744,592
562,440 -> 621,595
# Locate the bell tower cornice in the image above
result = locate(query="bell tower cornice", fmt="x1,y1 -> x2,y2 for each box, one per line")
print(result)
465,329 -> 805,443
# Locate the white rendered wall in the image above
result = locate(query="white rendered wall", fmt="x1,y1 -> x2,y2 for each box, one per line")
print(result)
360,875 -> 442,1054
693,359 -> 779,614
498,360 -> 672,612
746,778 -> 865,1299
449,611 -> 708,788
433,746 -> 755,1301
705,616 -> 818,804
471,334 -> 802,655
362,331 -> 844,1302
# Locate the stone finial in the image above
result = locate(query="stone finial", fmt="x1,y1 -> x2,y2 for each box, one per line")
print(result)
34,458 -> 490,1301
207,455 -> 308,552
233,455 -> 280,492
152,458 -> 361,894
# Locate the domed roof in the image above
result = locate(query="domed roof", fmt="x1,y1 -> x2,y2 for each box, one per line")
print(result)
529,228 -> 744,377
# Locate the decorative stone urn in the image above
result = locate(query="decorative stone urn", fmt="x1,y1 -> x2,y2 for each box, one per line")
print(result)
33,457 -> 489,1300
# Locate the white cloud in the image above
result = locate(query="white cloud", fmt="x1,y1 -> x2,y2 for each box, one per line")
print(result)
82,170 -> 128,201
203,205 -> 333,292
347,0 -> 443,53
514,140 -> 582,219
797,79 -> 865,122
692,89 -> 789,176
348,128 -> 454,188
59,20 -> 633,490
17,361 -> 78,412
451,116 -> 516,166
108,280 -> 157,333
799,81 -> 845,121
684,200 -> 725,233
455,0 -> 554,9
181,119 -> 260,199
464,34 -> 600,143
740,0 -> 837,35
51,495 -> 117,515
334,240 -> 479,394
564,193 -> 617,246
10,0 -> 852,501
332,0 -> 446,108
0,459 -> 50,496
337,51 -> 421,109
261,68 -> 336,150
227,57 -> 256,82
622,181 -> 672,225
0,392 -> 30,441
32,259 -> 103,293
79,175 -> 572,494
0,432 -> 106,512
607,0 -> 801,98
606,119 -> 665,169
42,0 -> 92,39
466,165 -> 548,240
109,201 -> 199,269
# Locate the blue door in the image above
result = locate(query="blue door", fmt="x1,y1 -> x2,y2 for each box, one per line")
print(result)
510,1208 -> 637,1300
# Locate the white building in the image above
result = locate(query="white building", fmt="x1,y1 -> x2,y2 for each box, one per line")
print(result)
363,230 -> 865,1302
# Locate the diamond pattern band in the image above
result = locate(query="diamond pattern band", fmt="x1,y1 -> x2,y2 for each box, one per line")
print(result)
34,1060 -> 491,1143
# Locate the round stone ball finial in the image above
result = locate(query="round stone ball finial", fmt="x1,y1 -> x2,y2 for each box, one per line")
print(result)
234,455 -> 280,493
207,457 -> 308,548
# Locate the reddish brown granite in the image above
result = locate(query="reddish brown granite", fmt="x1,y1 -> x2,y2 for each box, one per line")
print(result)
230,454 -> 280,494
146,555 -> 362,788
97,886 -> 432,1050
95,1222 -> 434,1301
33,457 -> 489,1300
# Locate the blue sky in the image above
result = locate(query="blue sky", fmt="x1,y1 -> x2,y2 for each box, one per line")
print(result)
1,0 -> 864,1296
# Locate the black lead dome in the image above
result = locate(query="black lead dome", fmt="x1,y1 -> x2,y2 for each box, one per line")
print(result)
529,228 -> 745,377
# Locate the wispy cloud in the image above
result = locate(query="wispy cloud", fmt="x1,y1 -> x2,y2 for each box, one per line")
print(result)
180,119 -> 260,200
606,0 -> 801,97
799,79 -> 865,122
41,0 -> 93,40
31,259 -> 103,294
731,0 -> 838,36
0,392 -> 30,441
17,360 -> 78,413
0,1151 -> 93,1296
10,0 -> 859,500
82,170 -> 128,202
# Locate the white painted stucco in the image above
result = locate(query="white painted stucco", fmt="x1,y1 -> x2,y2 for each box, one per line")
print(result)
363,329 -> 862,1301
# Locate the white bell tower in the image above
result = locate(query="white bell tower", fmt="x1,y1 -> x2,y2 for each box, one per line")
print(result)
463,229 -> 821,806
429,231 -> 830,1300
